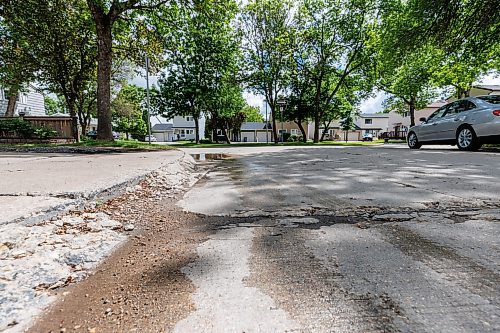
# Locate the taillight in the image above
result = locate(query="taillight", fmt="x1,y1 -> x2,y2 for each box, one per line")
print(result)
494,110 -> 500,116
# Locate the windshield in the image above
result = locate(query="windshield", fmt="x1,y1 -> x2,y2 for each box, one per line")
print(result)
477,95 -> 500,104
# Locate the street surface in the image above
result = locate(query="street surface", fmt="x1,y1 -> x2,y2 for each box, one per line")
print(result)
20,145 -> 500,332
177,145 -> 500,332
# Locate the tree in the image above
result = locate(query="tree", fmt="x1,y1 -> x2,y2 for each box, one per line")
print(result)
1,0 -> 98,140
0,7 -> 36,116
44,96 -> 67,115
240,0 -> 293,143
430,47 -> 492,99
86,0 -> 170,140
340,108 -> 358,142
156,0 -> 240,144
112,84 -> 147,140
290,0 -> 377,143
241,105 -> 264,122
377,50 -> 436,126
386,0 -> 500,53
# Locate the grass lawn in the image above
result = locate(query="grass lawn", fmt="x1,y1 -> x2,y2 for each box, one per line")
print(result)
0,140 -> 177,151
175,139 -> 385,148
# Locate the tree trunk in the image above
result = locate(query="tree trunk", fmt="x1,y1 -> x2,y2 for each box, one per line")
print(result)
313,112 -> 320,143
296,121 -> 307,143
95,20 -> 114,141
321,120 -> 333,142
270,105 -> 278,144
5,93 -> 17,117
194,116 -> 200,144
409,97 -> 416,127
66,99 -> 80,142
221,126 -> 230,144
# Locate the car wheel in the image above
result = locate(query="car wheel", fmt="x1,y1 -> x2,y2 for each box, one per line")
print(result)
407,132 -> 421,149
457,126 -> 481,151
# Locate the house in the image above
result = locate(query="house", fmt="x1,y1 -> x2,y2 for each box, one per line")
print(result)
238,122 -> 272,142
463,85 -> 500,97
172,115 -> 205,141
357,113 -> 390,138
151,123 -> 174,142
311,114 -> 390,141
0,86 -> 45,117
274,121 -> 310,140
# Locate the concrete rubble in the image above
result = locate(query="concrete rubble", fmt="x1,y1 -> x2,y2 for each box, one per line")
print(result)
0,153 -> 199,333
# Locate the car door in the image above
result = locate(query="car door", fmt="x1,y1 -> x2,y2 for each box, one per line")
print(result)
435,100 -> 477,140
418,106 -> 448,141
430,101 -> 460,140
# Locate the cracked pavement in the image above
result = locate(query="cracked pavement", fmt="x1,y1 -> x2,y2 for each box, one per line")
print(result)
17,145 -> 500,333
176,145 -> 500,333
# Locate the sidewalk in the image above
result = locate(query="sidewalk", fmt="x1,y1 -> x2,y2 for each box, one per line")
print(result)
0,150 -> 186,225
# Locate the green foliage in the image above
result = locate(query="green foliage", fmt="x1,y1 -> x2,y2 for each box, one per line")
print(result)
156,0 -> 241,143
112,84 -> 148,140
0,119 -> 57,139
241,105 -> 264,122
240,0 -> 293,142
0,119 -> 34,138
33,127 -> 58,139
44,96 -> 67,115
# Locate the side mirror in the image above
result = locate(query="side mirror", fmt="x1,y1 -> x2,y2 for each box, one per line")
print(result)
419,117 -> 427,123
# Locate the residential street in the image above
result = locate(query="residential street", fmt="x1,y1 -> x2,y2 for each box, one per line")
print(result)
12,145 -> 500,332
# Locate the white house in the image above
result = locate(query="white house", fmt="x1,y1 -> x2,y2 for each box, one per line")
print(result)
151,123 -> 174,142
172,115 -> 205,141
357,113 -> 390,138
304,113 -> 390,141
0,86 -> 45,116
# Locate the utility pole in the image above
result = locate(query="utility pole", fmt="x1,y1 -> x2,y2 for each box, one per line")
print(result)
265,100 -> 269,144
277,99 -> 287,145
145,56 -> 152,144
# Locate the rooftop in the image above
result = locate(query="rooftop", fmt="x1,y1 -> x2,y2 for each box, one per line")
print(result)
475,85 -> 500,91
152,123 -> 173,131
241,122 -> 271,131
359,113 -> 389,118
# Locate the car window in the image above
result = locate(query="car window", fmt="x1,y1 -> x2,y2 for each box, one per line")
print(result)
458,100 -> 476,112
477,95 -> 500,104
442,102 -> 460,116
427,106 -> 448,121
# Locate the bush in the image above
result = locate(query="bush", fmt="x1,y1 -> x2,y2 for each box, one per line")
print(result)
200,139 -> 212,144
287,134 -> 300,142
282,132 -> 291,142
0,119 -> 35,138
33,127 -> 58,139
0,119 -> 58,139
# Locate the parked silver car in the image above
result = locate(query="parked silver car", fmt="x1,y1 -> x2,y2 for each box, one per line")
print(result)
407,96 -> 500,150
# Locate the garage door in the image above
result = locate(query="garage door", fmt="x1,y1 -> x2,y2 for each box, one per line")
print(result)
256,132 -> 270,142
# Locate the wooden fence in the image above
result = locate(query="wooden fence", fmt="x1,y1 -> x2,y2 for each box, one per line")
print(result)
0,116 -> 77,143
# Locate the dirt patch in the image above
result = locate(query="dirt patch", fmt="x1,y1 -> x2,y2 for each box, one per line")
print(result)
27,171 -> 211,333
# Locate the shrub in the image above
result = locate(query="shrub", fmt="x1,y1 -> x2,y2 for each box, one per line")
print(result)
33,127 -> 58,139
282,132 -> 291,142
0,119 -> 35,138
200,139 -> 212,144
0,119 -> 58,139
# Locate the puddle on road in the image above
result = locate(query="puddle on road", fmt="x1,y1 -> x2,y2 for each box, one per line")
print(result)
190,153 -> 232,161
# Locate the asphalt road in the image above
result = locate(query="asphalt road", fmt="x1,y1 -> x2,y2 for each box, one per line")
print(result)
177,145 -> 500,333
